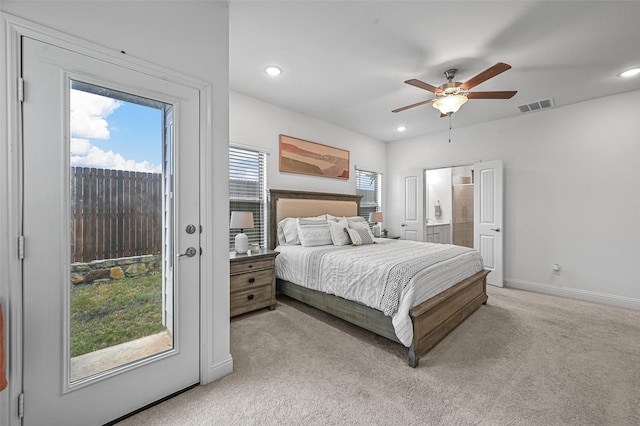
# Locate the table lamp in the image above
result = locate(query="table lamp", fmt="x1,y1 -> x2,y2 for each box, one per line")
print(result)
369,212 -> 383,237
230,211 -> 254,254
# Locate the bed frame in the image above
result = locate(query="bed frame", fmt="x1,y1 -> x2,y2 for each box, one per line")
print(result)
269,189 -> 489,367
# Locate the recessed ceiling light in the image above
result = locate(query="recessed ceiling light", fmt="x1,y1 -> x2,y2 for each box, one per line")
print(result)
618,67 -> 640,77
396,125 -> 407,132
265,66 -> 282,76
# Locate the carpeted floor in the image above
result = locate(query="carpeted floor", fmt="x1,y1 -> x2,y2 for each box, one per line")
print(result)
117,286 -> 640,425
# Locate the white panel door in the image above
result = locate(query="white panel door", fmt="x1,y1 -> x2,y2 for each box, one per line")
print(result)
22,37 -> 200,425
474,160 -> 504,287
401,174 -> 423,241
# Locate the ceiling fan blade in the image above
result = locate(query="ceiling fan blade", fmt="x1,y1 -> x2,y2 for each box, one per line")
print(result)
461,63 -> 512,90
467,90 -> 517,99
392,99 -> 435,113
405,79 -> 443,94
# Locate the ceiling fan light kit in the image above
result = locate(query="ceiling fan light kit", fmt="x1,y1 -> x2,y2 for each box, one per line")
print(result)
433,94 -> 468,114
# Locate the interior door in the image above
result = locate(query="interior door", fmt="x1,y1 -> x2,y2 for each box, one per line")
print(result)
474,160 -> 504,287
401,173 -> 424,241
22,37 -> 200,425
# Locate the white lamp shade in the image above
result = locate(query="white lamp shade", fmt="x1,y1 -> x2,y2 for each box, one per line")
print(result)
433,95 -> 468,114
369,212 -> 383,223
230,211 -> 254,230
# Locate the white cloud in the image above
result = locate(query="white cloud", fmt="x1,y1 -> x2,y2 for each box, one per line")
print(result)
70,89 -> 160,173
70,138 -> 92,156
70,90 -> 121,140
71,144 -> 161,173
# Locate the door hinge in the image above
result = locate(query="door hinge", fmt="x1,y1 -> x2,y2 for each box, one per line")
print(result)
18,235 -> 25,260
18,77 -> 24,102
18,392 -> 24,418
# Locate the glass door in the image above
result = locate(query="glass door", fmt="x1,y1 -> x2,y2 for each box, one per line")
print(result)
22,37 -> 200,425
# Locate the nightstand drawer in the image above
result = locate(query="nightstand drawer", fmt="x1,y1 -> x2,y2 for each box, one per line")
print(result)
229,258 -> 273,275
230,269 -> 274,292
230,284 -> 272,311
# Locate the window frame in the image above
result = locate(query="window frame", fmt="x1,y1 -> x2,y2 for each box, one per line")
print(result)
228,146 -> 267,251
355,168 -> 382,226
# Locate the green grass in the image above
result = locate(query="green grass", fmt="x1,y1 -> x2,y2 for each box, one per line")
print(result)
70,273 -> 166,357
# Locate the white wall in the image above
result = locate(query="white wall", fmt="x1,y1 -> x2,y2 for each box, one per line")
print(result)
230,91 -> 387,195
0,2 -> 230,422
387,89 -> 640,308
426,168 -> 452,224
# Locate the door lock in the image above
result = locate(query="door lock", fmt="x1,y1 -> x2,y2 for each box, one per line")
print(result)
178,247 -> 197,258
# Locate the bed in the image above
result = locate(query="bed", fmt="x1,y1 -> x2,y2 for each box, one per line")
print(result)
269,189 -> 489,367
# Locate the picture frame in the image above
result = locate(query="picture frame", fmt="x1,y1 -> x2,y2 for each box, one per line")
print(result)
279,134 -> 350,179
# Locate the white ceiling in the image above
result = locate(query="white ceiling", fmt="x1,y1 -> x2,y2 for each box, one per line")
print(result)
229,1 -> 640,142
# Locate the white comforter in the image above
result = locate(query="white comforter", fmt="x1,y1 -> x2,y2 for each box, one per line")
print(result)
275,239 -> 484,347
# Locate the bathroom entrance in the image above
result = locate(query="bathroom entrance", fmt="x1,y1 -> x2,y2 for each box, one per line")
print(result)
424,165 -> 474,248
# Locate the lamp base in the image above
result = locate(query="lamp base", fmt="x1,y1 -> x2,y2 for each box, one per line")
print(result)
235,232 -> 249,254
372,223 -> 381,237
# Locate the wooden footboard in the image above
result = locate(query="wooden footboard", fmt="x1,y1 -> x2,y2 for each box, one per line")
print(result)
407,269 -> 489,367
277,269 -> 489,367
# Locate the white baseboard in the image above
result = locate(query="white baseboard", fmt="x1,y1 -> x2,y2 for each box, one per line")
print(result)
505,279 -> 640,311
201,354 -> 233,385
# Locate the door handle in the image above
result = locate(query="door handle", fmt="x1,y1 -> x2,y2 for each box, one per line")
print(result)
490,227 -> 501,232
401,223 -> 407,227
178,247 -> 197,258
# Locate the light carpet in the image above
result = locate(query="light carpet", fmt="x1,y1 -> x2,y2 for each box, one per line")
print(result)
117,286 -> 640,425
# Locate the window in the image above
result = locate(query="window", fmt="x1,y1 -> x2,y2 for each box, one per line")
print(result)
356,169 -> 382,223
229,147 -> 267,251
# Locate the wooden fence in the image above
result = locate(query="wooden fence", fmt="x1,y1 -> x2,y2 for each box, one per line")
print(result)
71,167 -> 162,262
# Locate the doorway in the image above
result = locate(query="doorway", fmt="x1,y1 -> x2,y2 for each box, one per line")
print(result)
424,165 -> 474,247
21,37 -> 201,424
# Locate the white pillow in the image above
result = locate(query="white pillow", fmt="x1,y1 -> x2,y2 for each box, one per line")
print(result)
297,218 -> 332,247
347,217 -> 375,240
328,218 -> 351,246
277,215 -> 326,245
347,228 -> 375,246
277,218 -> 299,245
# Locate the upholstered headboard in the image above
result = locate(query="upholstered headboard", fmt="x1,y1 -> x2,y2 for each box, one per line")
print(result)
269,189 -> 362,249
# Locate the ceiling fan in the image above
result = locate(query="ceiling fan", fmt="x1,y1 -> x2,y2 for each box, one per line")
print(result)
392,62 -> 517,116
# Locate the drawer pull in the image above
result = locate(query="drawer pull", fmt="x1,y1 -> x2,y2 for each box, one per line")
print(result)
248,277 -> 255,283
247,294 -> 254,300
248,264 -> 253,268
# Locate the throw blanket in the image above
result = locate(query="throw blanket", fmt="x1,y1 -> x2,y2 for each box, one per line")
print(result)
276,239 -> 484,346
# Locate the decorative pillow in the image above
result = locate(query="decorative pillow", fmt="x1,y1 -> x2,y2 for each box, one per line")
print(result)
347,228 -> 375,246
347,217 -> 375,240
277,215 -> 326,245
328,218 -> 351,246
297,218 -> 333,247
277,218 -> 299,245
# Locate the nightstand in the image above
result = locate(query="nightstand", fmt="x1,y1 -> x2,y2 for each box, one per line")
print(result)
379,235 -> 400,239
229,250 -> 279,317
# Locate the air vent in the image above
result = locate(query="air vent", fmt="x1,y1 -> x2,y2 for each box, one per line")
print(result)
518,98 -> 554,113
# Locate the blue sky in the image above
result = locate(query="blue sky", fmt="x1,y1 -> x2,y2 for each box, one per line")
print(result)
70,89 -> 163,172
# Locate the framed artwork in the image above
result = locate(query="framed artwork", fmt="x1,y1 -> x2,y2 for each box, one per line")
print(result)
279,134 -> 350,179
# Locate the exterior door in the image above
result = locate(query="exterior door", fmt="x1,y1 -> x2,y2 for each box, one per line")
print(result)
474,160 -> 504,287
401,173 -> 423,241
22,37 -> 200,424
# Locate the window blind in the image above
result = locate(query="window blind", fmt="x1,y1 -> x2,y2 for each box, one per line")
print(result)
229,147 -> 267,251
356,169 -> 382,224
